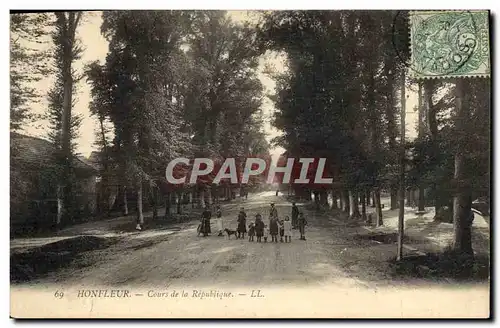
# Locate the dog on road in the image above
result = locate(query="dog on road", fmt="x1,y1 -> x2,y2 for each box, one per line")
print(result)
224,228 -> 237,239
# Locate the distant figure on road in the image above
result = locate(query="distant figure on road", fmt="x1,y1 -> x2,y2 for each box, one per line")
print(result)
241,187 -> 248,200
291,202 -> 299,229
255,214 -> 264,243
269,203 -> 278,220
276,190 -> 279,196
215,205 -> 223,236
298,212 -> 308,241
237,207 -> 247,239
283,216 -> 292,243
262,214 -> 270,242
200,206 -> 212,237
269,216 -> 279,243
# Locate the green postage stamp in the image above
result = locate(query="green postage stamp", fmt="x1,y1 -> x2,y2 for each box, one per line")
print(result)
410,10 -> 490,79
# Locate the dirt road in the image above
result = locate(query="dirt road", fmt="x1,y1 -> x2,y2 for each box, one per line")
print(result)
11,191 -> 490,290
10,191 -> 491,318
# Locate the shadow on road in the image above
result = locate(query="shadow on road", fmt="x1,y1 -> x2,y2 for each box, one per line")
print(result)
11,235 -> 121,283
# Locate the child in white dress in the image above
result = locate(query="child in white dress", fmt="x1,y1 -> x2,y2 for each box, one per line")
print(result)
263,217 -> 270,242
283,216 -> 292,243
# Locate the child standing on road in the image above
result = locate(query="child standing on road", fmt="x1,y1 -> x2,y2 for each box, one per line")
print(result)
237,208 -> 247,239
279,218 -> 285,242
263,224 -> 269,242
255,214 -> 264,243
298,212 -> 308,241
269,216 -> 279,243
283,216 -> 292,243
263,215 -> 270,242
248,222 -> 256,242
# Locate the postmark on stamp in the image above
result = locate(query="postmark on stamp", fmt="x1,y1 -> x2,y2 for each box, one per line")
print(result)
410,10 -> 490,79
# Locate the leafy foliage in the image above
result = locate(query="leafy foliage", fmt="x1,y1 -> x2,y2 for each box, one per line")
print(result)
10,13 -> 52,132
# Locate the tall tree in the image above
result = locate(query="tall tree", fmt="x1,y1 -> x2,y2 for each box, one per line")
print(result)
184,11 -> 265,203
450,78 -> 489,256
92,11 -> 194,229
49,12 -> 83,226
259,11 -> 409,224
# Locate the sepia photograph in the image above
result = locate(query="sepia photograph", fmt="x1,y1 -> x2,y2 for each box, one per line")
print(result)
9,9 -> 491,318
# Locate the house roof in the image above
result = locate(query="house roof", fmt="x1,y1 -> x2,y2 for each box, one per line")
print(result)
77,154 -> 100,171
11,132 -> 97,173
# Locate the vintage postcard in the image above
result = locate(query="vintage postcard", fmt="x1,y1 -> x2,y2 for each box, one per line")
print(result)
10,10 -> 491,319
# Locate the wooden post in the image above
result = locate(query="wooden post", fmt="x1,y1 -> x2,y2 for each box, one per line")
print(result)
417,82 -> 426,212
397,70 -> 406,261
136,182 -> 144,230
123,186 -> 129,215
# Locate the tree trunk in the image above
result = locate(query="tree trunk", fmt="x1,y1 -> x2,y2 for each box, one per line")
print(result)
52,13 -> 82,227
353,191 -> 360,216
136,182 -> 144,228
349,191 -> 355,217
123,186 -> 129,215
313,191 -> 320,209
397,69 -> 406,261
361,191 -> 367,221
349,190 -> 360,219
207,188 -> 214,205
199,189 -> 206,208
152,204 -> 157,220
98,117 -> 111,216
405,190 -> 411,206
331,190 -> 338,209
338,191 -> 343,210
192,190 -> 197,209
424,80 -> 438,139
452,180 -> 473,255
176,192 -> 182,214
319,190 -> 328,207
164,193 -> 170,220
418,187 -> 425,212
306,189 -> 312,201
434,187 -> 442,216
56,184 -> 63,227
107,188 -> 117,215
342,190 -> 350,213
390,187 -> 398,210
417,81 -> 426,213
189,192 -> 194,209
151,188 -> 158,220
168,192 -> 173,215
371,192 -> 376,208
452,79 -> 473,255
374,189 -> 383,227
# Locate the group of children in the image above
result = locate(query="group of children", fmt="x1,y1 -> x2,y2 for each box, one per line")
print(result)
236,203 -> 307,242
